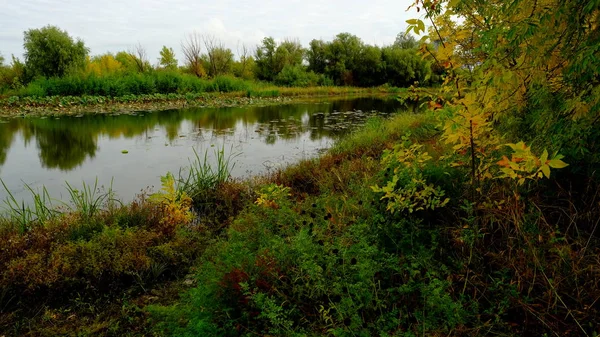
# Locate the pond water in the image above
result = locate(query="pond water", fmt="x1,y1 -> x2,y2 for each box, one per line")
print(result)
0,96 -> 404,204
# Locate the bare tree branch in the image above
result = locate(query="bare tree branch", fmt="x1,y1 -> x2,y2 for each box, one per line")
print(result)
203,35 -> 218,76
236,42 -> 250,75
181,32 -> 204,77
128,42 -> 148,73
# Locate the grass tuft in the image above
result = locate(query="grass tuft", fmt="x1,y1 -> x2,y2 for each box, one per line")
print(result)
63,178 -> 118,219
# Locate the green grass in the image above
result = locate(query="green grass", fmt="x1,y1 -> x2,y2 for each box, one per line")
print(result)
0,179 -> 58,232
178,146 -> 239,199
63,178 -> 118,219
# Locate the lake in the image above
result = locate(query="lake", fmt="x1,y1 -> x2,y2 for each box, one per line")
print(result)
0,96 -> 404,205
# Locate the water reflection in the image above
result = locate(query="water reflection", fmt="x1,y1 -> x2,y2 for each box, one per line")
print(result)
0,96 -> 405,202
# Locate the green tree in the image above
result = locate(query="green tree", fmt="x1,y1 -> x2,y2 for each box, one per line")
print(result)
306,39 -> 329,74
274,65 -> 321,87
276,38 -> 304,69
115,51 -> 140,74
203,36 -> 234,77
326,33 -> 364,85
255,37 -> 305,81
128,43 -> 151,73
393,33 -> 418,49
158,46 -> 178,70
354,44 -> 383,86
254,37 -> 278,81
0,53 -> 7,91
381,46 -> 431,86
0,55 -> 25,90
233,43 -> 255,79
23,25 -> 88,79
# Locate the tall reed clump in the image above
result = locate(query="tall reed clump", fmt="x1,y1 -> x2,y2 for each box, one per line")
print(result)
179,146 -> 237,196
63,178 -> 118,219
178,145 -> 248,226
0,179 -> 58,233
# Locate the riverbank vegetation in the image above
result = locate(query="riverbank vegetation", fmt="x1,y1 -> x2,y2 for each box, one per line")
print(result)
1,0 -> 600,335
0,27 -> 439,114
0,84 -> 411,117
2,106 -> 597,335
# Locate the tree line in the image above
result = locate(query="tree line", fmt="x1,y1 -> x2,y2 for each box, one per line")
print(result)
0,25 -> 441,96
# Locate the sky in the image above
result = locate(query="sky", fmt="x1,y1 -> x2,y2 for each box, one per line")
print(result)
0,0 -> 417,63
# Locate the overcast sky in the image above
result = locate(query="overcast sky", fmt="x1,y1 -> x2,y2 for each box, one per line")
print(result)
0,0 -> 417,63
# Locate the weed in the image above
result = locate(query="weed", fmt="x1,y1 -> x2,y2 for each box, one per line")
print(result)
0,179 -> 58,232
180,146 -> 237,194
63,178 -> 117,219
149,173 -> 193,234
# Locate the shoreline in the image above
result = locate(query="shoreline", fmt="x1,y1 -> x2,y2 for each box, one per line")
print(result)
0,86 -> 414,118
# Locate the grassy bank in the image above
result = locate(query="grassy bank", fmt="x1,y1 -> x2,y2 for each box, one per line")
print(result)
0,73 -> 413,117
1,108 -> 598,336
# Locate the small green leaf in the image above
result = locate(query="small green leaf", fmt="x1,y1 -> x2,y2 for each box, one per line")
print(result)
121,150 -> 129,154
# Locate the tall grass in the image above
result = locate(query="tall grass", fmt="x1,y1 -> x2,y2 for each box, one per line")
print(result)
329,112 -> 438,158
178,146 -> 239,201
0,179 -> 58,232
63,178 -> 118,219
0,178 -> 119,231
15,73 -> 258,98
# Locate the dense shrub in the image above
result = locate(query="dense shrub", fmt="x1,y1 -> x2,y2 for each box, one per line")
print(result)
12,72 -> 259,98
0,196 -> 206,310
274,65 -> 329,87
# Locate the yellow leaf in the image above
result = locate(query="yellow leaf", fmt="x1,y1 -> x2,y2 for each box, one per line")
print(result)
417,20 -> 426,34
506,142 -> 525,151
540,149 -> 548,164
548,159 -> 568,169
508,161 -> 520,170
541,165 -> 551,178
448,0 -> 461,7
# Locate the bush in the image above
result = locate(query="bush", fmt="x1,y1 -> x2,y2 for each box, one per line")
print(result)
206,75 -> 251,92
150,181 -> 466,336
274,65 -> 321,87
13,72 -> 257,98
0,195 -> 207,313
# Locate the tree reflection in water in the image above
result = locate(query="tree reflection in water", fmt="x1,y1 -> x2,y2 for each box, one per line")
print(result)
0,96 -> 406,172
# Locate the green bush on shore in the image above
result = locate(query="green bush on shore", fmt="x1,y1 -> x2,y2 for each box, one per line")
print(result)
11,72 -> 257,98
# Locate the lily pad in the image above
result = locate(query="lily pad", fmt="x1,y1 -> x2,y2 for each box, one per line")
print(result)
121,150 -> 129,154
